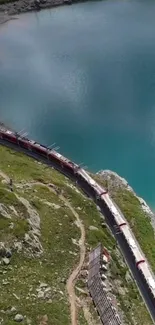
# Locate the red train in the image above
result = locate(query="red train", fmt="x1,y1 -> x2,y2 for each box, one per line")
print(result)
0,127 -> 155,321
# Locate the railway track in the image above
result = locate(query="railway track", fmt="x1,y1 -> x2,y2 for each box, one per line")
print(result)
0,127 -> 154,323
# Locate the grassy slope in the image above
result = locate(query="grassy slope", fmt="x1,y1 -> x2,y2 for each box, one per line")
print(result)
93,173 -> 155,273
0,146 -> 153,325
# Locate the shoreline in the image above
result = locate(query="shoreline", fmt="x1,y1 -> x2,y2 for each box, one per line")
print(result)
0,0 -> 88,25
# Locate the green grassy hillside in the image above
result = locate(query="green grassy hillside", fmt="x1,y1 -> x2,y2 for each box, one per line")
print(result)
93,172 -> 155,273
0,145 -> 153,325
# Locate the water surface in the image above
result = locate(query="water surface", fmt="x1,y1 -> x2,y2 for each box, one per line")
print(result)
0,0 -> 155,207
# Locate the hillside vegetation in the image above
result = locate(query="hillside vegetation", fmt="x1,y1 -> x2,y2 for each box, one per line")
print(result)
93,172 -> 155,273
0,145 -> 153,325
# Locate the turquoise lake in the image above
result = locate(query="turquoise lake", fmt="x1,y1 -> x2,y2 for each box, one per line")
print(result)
0,0 -> 155,207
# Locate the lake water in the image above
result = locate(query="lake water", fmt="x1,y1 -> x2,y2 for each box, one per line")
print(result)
0,0 -> 155,207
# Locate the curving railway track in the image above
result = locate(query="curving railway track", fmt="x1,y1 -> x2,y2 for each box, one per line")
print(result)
0,127 -> 154,323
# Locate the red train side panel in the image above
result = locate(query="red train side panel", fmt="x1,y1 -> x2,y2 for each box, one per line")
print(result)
0,132 -> 18,144
30,143 -> 47,156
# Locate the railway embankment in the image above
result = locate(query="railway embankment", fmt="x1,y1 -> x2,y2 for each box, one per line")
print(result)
0,145 -> 154,325
94,170 -> 155,274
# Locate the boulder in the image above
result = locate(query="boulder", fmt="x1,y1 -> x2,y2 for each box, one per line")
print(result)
37,291 -> 44,299
2,257 -> 10,265
14,314 -> 24,322
10,307 -> 17,313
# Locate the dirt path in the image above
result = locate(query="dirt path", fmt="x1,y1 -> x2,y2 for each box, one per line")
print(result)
18,183 -> 87,325
21,181 -> 87,325
0,172 -> 86,325
60,195 -> 86,325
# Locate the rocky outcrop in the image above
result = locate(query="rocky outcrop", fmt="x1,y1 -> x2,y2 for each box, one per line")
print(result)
0,0 -> 75,22
36,283 -> 52,300
16,195 -> 43,256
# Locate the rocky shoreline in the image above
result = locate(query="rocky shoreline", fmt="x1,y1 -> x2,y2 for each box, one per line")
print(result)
0,0 -> 83,25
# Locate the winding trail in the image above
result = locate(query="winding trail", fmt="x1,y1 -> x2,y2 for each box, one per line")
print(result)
0,171 -> 86,325
60,195 -> 86,325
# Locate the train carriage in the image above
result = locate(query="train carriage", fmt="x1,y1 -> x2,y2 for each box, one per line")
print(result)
0,130 -> 18,144
18,137 -> 32,150
48,151 -> 75,175
0,126 -> 155,319
30,142 -> 47,157
138,262 -> 155,309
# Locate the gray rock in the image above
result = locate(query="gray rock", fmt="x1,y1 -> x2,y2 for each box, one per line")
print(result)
24,233 -> 31,242
89,225 -> 99,231
44,287 -> 51,299
37,291 -> 44,299
2,280 -> 10,285
13,293 -> 20,300
44,287 -> 51,293
10,306 -> 17,313
14,314 -> 24,322
39,282 -> 48,288
9,222 -> 14,229
0,310 -> 5,314
2,257 -> 10,265
14,241 -> 22,252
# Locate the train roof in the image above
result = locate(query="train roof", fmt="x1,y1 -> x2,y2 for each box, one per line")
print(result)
103,194 -> 150,265
104,194 -> 127,225
80,168 -> 103,190
51,150 -> 70,163
122,226 -> 144,262
5,130 -> 14,135
138,261 -> 155,293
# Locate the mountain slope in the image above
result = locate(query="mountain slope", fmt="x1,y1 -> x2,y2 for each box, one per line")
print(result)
0,145 -> 153,325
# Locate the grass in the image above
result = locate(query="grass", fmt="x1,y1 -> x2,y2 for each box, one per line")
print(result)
93,173 -> 155,273
0,215 -> 29,239
0,187 -> 27,215
0,145 -> 153,325
62,185 -> 153,325
78,310 -> 88,325
0,192 -> 80,324
113,189 -> 155,271
0,214 -> 10,230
